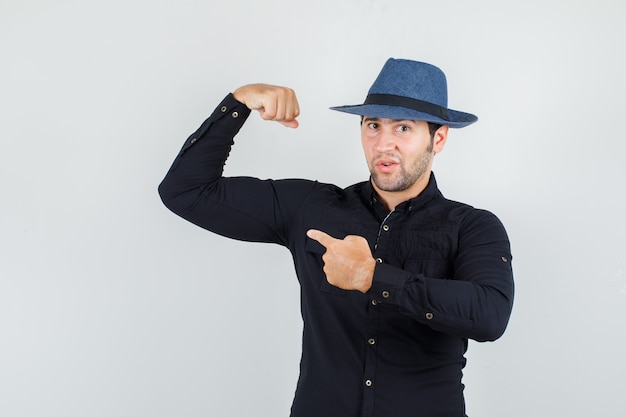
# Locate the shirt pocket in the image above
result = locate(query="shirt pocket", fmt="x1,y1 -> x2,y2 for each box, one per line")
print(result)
305,237 -> 347,297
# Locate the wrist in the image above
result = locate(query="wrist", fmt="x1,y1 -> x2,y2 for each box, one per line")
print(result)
357,258 -> 376,293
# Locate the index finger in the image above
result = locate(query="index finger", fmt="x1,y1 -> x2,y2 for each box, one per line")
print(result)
306,229 -> 336,248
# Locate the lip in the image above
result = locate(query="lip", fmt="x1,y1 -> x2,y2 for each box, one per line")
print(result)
374,158 -> 399,173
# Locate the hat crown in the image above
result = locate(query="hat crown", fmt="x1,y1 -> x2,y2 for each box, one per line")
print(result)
368,58 -> 448,108
329,57 -> 477,128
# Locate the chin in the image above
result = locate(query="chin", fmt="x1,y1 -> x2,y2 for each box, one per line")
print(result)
372,178 -> 408,193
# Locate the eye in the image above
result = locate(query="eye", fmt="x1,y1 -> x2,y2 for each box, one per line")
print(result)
367,122 -> 379,129
395,125 -> 410,133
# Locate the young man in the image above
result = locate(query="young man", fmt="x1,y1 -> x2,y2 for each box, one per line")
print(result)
159,58 -> 514,417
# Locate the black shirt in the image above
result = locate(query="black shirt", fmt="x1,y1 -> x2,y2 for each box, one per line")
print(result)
159,94 -> 514,417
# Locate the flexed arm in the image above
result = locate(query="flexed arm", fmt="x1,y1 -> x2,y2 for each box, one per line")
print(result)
158,86 -> 313,245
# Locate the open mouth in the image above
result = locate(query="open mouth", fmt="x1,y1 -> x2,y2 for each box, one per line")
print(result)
376,159 -> 399,172
376,158 -> 399,166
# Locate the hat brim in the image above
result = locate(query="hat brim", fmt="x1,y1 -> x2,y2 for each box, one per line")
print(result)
330,104 -> 477,128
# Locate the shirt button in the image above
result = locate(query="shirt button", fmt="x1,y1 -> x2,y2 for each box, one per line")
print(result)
221,106 -> 227,112
365,379 -> 373,387
502,256 -> 508,262
382,291 -> 390,299
425,312 -> 434,320
232,111 -> 239,118
382,225 -> 389,232
368,338 -> 376,345
371,300 -> 378,306
376,258 -> 383,263
190,137 -> 197,144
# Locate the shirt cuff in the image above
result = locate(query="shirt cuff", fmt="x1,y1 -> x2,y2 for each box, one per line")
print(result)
368,262 -> 409,306
181,93 -> 252,152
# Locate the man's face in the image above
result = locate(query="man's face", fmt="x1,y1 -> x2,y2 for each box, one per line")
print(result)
360,117 -> 441,196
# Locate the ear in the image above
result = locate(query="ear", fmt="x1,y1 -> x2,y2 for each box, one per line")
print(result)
433,125 -> 449,154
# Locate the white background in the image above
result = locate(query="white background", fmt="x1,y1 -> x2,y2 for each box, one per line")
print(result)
1,1 -> 625,416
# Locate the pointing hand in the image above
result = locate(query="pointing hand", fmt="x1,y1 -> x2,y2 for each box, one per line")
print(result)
306,229 -> 375,293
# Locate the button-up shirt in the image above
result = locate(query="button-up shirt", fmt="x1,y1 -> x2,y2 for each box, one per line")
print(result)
159,94 -> 514,417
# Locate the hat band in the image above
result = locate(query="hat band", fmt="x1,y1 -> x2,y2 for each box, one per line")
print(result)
364,94 -> 449,120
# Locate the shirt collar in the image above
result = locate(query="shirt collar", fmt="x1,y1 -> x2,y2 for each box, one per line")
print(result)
363,172 -> 442,215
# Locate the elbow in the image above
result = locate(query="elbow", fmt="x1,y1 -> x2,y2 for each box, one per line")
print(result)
472,318 -> 509,342
158,177 -> 213,223
158,180 -> 174,210
472,281 -> 515,342
472,302 -> 514,342
158,178 -> 187,216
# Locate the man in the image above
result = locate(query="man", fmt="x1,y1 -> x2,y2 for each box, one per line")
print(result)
159,58 -> 514,417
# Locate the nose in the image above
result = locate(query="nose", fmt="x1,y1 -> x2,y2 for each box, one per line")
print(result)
374,128 -> 396,153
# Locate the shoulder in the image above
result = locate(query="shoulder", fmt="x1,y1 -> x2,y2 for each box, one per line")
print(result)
433,195 -> 509,239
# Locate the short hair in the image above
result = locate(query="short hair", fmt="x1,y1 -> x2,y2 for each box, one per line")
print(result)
427,122 -> 442,139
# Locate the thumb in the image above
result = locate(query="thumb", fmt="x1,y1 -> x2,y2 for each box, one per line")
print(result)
280,119 -> 299,129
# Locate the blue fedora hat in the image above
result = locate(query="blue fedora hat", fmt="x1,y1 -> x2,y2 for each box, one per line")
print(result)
330,58 -> 477,128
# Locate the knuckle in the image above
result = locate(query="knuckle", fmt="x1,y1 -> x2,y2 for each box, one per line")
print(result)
263,107 -> 277,118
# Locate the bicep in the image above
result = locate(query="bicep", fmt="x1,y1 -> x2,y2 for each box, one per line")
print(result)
179,177 -> 316,245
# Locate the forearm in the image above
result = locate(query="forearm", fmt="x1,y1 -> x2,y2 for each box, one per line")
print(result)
158,94 -> 251,213
159,93 -> 285,241
370,265 -> 513,342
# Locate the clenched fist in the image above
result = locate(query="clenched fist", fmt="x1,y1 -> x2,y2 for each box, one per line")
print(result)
233,83 -> 300,128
